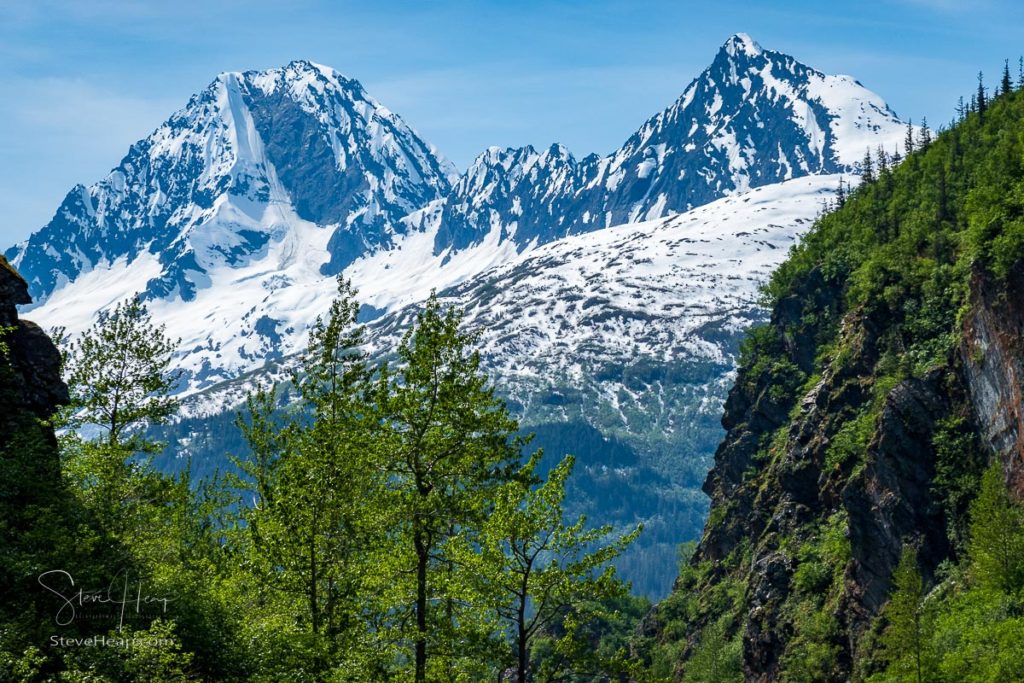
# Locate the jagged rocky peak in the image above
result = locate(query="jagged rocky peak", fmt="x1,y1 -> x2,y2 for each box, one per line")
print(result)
720,32 -> 763,58
429,33 -> 906,254
7,59 -> 454,304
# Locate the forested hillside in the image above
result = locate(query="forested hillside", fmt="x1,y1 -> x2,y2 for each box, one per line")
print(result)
639,71 -> 1024,681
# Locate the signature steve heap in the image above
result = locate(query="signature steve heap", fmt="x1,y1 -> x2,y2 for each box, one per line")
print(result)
38,569 -> 173,630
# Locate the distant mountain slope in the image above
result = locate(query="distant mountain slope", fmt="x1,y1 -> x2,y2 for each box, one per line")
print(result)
7,60 -> 455,306
427,33 -> 904,253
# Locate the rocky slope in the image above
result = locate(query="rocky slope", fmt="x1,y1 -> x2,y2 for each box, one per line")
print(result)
0,256 -> 67,433
0,255 -> 74,645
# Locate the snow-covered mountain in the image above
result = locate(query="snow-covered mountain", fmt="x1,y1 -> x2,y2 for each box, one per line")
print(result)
7,35 -> 904,394
425,32 -> 904,254
8,60 -> 456,306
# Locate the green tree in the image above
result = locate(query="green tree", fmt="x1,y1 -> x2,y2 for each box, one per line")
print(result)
62,295 -> 179,447
904,120 -> 915,157
59,295 -> 180,542
917,117 -> 931,148
456,453 -> 640,683
861,148 -> 875,185
977,71 -> 987,118
376,293 -> 522,682
874,545 -> 934,683
1001,59 -> 1012,97
684,618 -> 742,683
968,460 -> 1024,594
236,277 -> 382,680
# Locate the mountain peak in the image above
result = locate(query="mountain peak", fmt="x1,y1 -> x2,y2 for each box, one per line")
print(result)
720,32 -> 763,59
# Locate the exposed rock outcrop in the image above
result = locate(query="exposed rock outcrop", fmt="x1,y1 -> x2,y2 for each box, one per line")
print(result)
0,255 -> 68,427
961,264 -> 1024,500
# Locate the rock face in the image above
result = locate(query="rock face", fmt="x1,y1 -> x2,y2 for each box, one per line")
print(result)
0,255 -> 67,425
961,264 -> 1024,500
0,255 -> 69,584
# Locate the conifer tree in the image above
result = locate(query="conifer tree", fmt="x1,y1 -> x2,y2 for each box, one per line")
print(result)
1018,56 -> 1024,90
918,117 -> 932,148
880,545 -> 934,683
60,295 -> 180,538
968,461 -> 1024,593
977,71 -> 987,118
876,146 -> 890,177
860,148 -> 874,185
63,295 -> 179,447
1002,59 -> 1013,97
904,119 -> 915,157
835,177 -> 846,208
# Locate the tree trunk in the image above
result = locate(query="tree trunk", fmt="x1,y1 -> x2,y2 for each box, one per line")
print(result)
517,595 -> 528,683
415,525 -> 428,683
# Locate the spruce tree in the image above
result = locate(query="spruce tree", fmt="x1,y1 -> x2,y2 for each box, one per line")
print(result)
63,295 -> 179,447
977,71 -> 987,118
60,295 -> 180,539
881,545 -> 934,683
904,119 -> 915,157
1002,59 -> 1013,97
968,461 -> 1024,593
860,148 -> 874,185
876,146 -> 890,177
918,117 -> 932,148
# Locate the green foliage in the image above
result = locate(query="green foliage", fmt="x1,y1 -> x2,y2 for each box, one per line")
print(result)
227,287 -> 643,682
62,296 -> 180,447
968,461 -> 1024,594
932,416 -> 986,552
232,277 -> 385,678
683,618 -> 742,683
824,410 -> 876,470
870,546 -> 936,683
454,452 -> 640,681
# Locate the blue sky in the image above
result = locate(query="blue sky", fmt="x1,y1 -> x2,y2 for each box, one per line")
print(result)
2,0 -> 1023,244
